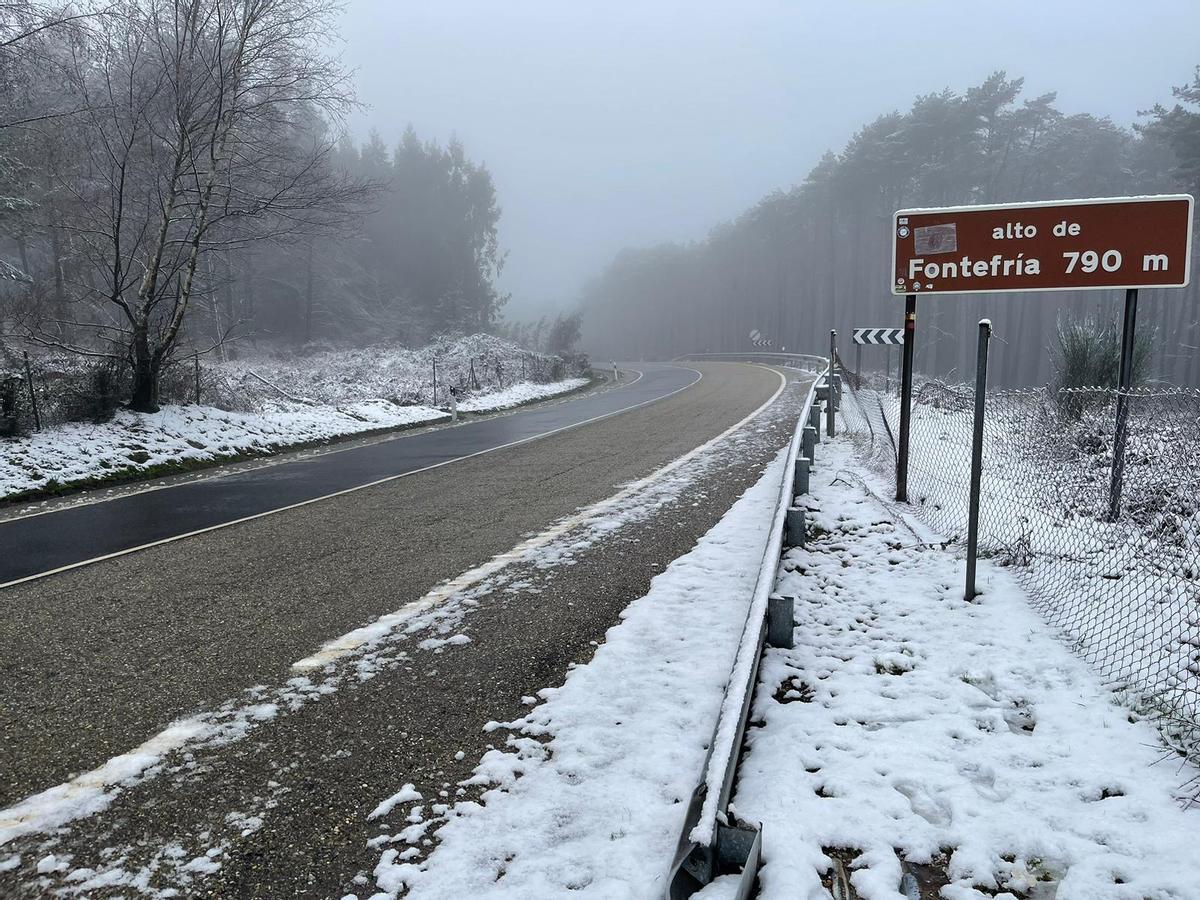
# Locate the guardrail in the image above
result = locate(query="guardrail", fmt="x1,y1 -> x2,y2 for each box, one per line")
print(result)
673,351 -> 828,373
665,365 -> 828,899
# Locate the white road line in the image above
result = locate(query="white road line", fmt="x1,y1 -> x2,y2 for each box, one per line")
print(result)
0,366 -> 690,591
0,366 -> 788,845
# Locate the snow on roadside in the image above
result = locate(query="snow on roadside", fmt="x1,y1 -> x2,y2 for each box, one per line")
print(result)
0,378 -> 587,501
457,378 -> 587,412
732,438 -> 1200,900
368,451 -> 789,899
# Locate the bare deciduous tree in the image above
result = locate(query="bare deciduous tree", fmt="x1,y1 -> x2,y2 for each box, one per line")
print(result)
30,0 -> 361,409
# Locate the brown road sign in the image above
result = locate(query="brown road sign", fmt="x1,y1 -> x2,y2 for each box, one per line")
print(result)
892,195 -> 1194,296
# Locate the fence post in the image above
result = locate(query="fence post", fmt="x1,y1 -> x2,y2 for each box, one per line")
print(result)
896,294 -> 917,501
432,359 -> 438,406
1108,287 -> 1138,521
194,352 -> 201,405
22,351 -> 40,432
827,330 -> 837,438
965,319 -> 992,601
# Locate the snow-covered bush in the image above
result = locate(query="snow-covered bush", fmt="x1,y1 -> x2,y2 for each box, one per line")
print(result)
0,334 -> 586,434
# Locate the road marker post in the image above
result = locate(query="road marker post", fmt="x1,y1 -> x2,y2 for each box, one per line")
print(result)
827,331 -> 837,438
852,328 -> 904,393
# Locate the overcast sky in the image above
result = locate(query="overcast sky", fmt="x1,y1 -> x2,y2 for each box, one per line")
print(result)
339,0 -> 1200,320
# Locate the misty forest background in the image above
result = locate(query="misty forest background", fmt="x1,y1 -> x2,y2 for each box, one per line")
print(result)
582,72 -> 1200,388
0,0 -> 542,414
3,2 -> 1200,417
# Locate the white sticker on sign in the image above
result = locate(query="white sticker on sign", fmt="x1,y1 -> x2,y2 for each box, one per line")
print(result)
914,223 -> 957,255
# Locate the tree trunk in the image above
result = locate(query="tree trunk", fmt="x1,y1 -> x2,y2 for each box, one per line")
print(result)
302,238 -> 315,345
128,325 -> 160,412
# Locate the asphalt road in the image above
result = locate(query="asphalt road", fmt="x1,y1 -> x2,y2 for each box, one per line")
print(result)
0,361 -> 806,898
0,364 -> 700,586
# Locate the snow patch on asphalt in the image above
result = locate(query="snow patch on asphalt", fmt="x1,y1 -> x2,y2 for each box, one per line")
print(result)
369,786 -> 423,821
369,451 -> 788,898
733,438 -> 1200,900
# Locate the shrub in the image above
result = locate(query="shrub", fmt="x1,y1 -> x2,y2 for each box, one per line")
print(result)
1053,313 -> 1152,417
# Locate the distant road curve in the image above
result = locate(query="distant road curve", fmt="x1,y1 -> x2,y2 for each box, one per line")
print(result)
0,364 -> 700,588
673,350 -> 828,369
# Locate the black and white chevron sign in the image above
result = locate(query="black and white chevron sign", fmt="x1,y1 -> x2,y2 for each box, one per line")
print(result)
852,327 -> 904,346
749,328 -> 773,348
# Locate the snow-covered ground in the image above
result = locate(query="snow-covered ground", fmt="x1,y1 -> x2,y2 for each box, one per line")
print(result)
840,382 -> 1200,765
370,451 -> 789,898
355,427 -> 1200,900
209,334 -> 574,409
731,438 -> 1200,900
0,337 -> 588,501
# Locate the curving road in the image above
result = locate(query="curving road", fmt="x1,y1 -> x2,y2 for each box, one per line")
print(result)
0,361 -> 807,898
0,364 -> 700,587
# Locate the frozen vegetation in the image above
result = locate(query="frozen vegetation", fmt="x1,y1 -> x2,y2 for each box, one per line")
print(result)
0,335 -> 589,501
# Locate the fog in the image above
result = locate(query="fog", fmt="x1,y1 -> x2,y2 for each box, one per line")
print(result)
341,0 -> 1200,319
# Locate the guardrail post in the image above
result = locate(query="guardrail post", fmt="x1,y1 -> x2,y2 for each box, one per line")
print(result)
808,405 -> 821,443
801,425 -> 816,463
785,506 -> 806,548
766,596 -> 794,649
965,319 -> 991,601
794,457 -> 810,495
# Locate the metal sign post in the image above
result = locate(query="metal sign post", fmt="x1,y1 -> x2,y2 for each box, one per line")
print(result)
965,319 -> 992,600
1109,288 -> 1139,520
896,296 -> 917,502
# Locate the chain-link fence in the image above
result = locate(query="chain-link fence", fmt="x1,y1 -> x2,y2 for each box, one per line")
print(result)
837,359 -> 1200,768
